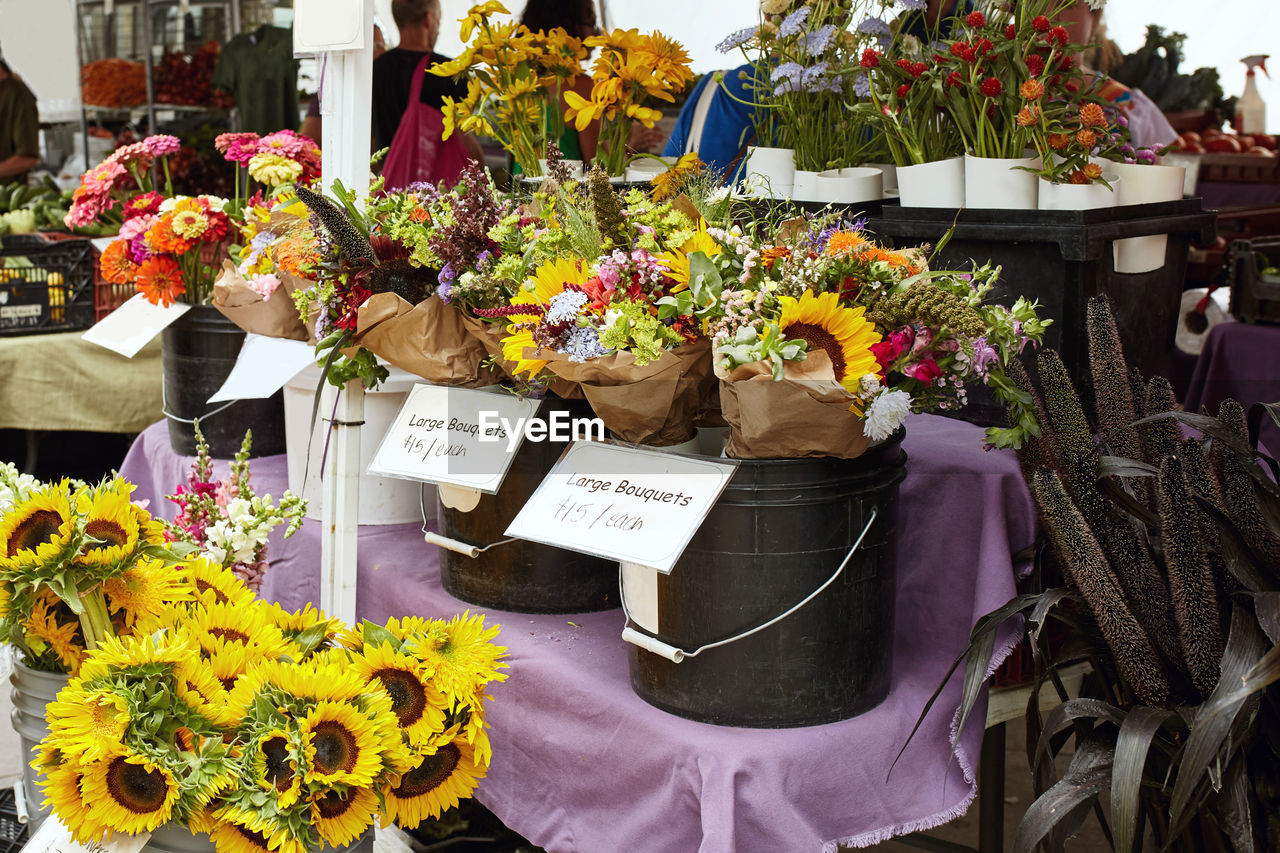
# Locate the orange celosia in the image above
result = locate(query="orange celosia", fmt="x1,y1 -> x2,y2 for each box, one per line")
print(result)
1082,162 -> 1103,180
1016,106 -> 1039,127
1047,133 -> 1071,150
136,255 -> 186,307
1019,79 -> 1045,101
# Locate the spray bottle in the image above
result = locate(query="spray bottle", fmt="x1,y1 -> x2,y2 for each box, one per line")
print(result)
1237,55 -> 1269,135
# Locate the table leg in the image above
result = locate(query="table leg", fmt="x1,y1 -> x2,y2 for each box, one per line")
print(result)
978,722 -> 1006,853
23,430 -> 39,475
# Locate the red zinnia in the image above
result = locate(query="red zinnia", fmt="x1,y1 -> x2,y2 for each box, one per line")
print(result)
897,83 -> 912,98
1005,24 -> 1016,39
1026,54 -> 1046,76
964,11 -> 986,27
136,256 -> 185,307
980,77 -> 1003,97
1032,15 -> 1051,32
860,49 -> 881,69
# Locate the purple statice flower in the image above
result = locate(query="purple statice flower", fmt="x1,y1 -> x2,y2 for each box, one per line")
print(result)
544,289 -> 589,326
779,6 -> 811,38
437,279 -> 453,304
476,249 -> 493,272
251,230 -> 276,252
856,17 -> 891,36
800,24 -> 837,57
853,74 -> 872,98
967,337 -> 1001,377
562,326 -> 609,363
439,262 -> 456,284
717,25 -> 758,53
897,0 -> 925,9
771,61 -> 804,95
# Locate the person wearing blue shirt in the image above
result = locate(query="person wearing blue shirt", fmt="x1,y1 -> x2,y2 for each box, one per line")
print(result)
662,63 -> 757,183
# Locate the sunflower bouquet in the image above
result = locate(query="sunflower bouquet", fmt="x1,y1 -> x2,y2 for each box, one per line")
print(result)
434,2 -> 588,178
685,215 -> 1050,456
166,425 -> 306,592
35,558 -> 508,853
0,477 -> 193,675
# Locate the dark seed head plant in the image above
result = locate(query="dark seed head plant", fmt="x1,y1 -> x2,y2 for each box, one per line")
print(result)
901,296 -> 1280,852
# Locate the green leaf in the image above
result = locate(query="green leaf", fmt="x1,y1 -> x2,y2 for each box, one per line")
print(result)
1212,755 -> 1256,853
687,251 -> 723,304
1111,706 -> 1176,853
292,621 -> 332,658
361,620 -> 397,651
1098,456 -> 1161,478
1099,476 -> 1161,530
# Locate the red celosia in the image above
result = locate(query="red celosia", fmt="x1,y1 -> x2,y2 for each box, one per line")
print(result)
1005,24 -> 1016,39
949,41 -> 969,58
1032,15 -> 1051,32
911,61 -> 926,77
946,70 -> 962,88
860,49 -> 881,69
977,38 -> 994,55
964,11 -> 986,27
895,58 -> 912,72
1049,26 -> 1069,46
897,83 -> 911,98
1026,54 -> 1046,76
1059,55 -> 1074,71
980,77 -> 1003,97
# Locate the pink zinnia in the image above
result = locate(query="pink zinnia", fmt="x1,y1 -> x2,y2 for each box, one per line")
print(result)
144,134 -> 181,156
258,130 -> 305,157
118,214 -> 156,241
82,160 -> 126,195
214,131 -> 259,154
107,142 -> 153,168
225,138 -> 259,165
248,273 -> 281,299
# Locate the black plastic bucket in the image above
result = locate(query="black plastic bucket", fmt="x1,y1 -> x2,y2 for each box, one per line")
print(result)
436,396 -> 620,613
625,432 -> 907,727
162,305 -> 287,459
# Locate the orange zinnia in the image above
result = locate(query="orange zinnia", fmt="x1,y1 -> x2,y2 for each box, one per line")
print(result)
99,240 -> 137,285
147,214 -> 194,254
761,246 -> 792,267
136,256 -> 186,306
824,231 -> 865,256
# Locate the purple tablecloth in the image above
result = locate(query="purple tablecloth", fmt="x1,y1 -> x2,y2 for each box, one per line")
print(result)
1184,320 -> 1280,453
120,413 -> 1035,853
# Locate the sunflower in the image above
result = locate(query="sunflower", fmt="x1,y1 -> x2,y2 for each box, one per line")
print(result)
250,729 -> 303,808
22,589 -> 84,673
73,483 -> 141,570
136,256 -> 187,307
82,747 -> 179,834
203,640 -> 260,694
210,806 -> 308,853
46,684 -> 131,763
300,701 -> 385,787
778,291 -> 881,393
310,786 -> 378,847
36,749 -> 108,842
184,599 -> 292,659
0,483 -> 76,567
656,219 -> 721,291
380,738 -> 485,828
173,650 -> 238,728
501,257 -> 592,377
76,631 -> 193,683
412,613 -> 508,709
352,643 -> 447,746
185,558 -> 255,608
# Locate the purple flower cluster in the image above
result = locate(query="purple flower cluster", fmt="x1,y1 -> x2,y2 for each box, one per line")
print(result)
563,326 -> 610,363
856,17 -> 891,36
716,25 -> 758,53
779,6 -> 811,38
800,24 -> 838,57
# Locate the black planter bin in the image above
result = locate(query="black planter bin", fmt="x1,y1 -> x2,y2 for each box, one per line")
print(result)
864,198 -> 1217,424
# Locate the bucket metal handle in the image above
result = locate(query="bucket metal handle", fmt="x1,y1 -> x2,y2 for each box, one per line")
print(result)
621,508 -> 879,663
161,383 -> 239,426
419,483 -> 517,558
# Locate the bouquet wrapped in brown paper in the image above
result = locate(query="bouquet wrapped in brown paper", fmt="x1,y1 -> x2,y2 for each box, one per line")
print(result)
212,260 -> 313,341
534,339 -> 714,446
716,351 -> 872,459
352,292 -> 503,388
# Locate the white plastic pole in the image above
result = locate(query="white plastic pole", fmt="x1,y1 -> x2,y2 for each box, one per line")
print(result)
316,0 -> 375,625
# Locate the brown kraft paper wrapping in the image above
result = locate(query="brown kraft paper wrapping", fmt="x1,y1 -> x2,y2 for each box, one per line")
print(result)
455,311 -> 581,399
716,351 -> 871,459
352,292 -> 503,388
212,261 -> 311,341
536,338 -> 714,446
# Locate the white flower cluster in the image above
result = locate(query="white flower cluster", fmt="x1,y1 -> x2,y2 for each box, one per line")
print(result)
203,495 -> 298,568
858,374 -> 912,441
0,462 -> 39,516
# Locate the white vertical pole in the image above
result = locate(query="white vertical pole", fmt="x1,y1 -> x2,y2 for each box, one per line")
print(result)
316,0 -> 374,626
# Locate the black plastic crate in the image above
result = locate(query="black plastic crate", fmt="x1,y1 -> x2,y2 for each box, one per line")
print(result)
0,787 -> 27,853
865,198 -> 1217,423
1229,235 -> 1280,324
0,233 -> 97,335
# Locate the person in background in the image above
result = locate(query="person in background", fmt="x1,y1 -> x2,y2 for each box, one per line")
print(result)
300,24 -> 386,144
0,55 -> 39,185
373,0 -> 482,160
662,63 -> 756,181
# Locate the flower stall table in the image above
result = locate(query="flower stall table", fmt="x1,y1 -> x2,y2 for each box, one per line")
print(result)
0,331 -> 162,471
1184,320 -> 1280,453
119,414 -> 1036,853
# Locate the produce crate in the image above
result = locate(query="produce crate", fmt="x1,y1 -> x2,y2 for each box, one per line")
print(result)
0,233 -> 97,334
0,788 -> 27,853
1229,234 -> 1280,324
1199,152 -> 1280,185
866,199 -> 1217,424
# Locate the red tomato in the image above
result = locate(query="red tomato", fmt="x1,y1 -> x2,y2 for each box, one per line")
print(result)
1182,131 -> 1202,145
1253,133 -> 1277,149
1184,142 -> 1206,153
1245,147 -> 1275,156
1240,135 -> 1256,148
1205,136 -> 1243,152
1202,128 -> 1224,139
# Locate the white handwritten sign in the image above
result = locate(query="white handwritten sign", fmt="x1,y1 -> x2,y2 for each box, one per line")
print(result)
368,384 -> 544,494
207,334 -> 315,403
505,442 -> 738,574
24,814 -> 150,853
81,293 -> 190,358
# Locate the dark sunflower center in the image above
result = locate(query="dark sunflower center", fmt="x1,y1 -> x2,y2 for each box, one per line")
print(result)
219,676 -> 237,691
233,823 -> 272,853
262,736 -> 294,791
105,756 -> 169,814
785,322 -> 847,381
208,627 -> 249,643
373,668 -> 427,728
312,722 -> 358,775
84,519 -> 128,551
393,744 -> 460,798
195,579 -> 229,604
315,789 -> 356,819
8,510 -> 63,556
